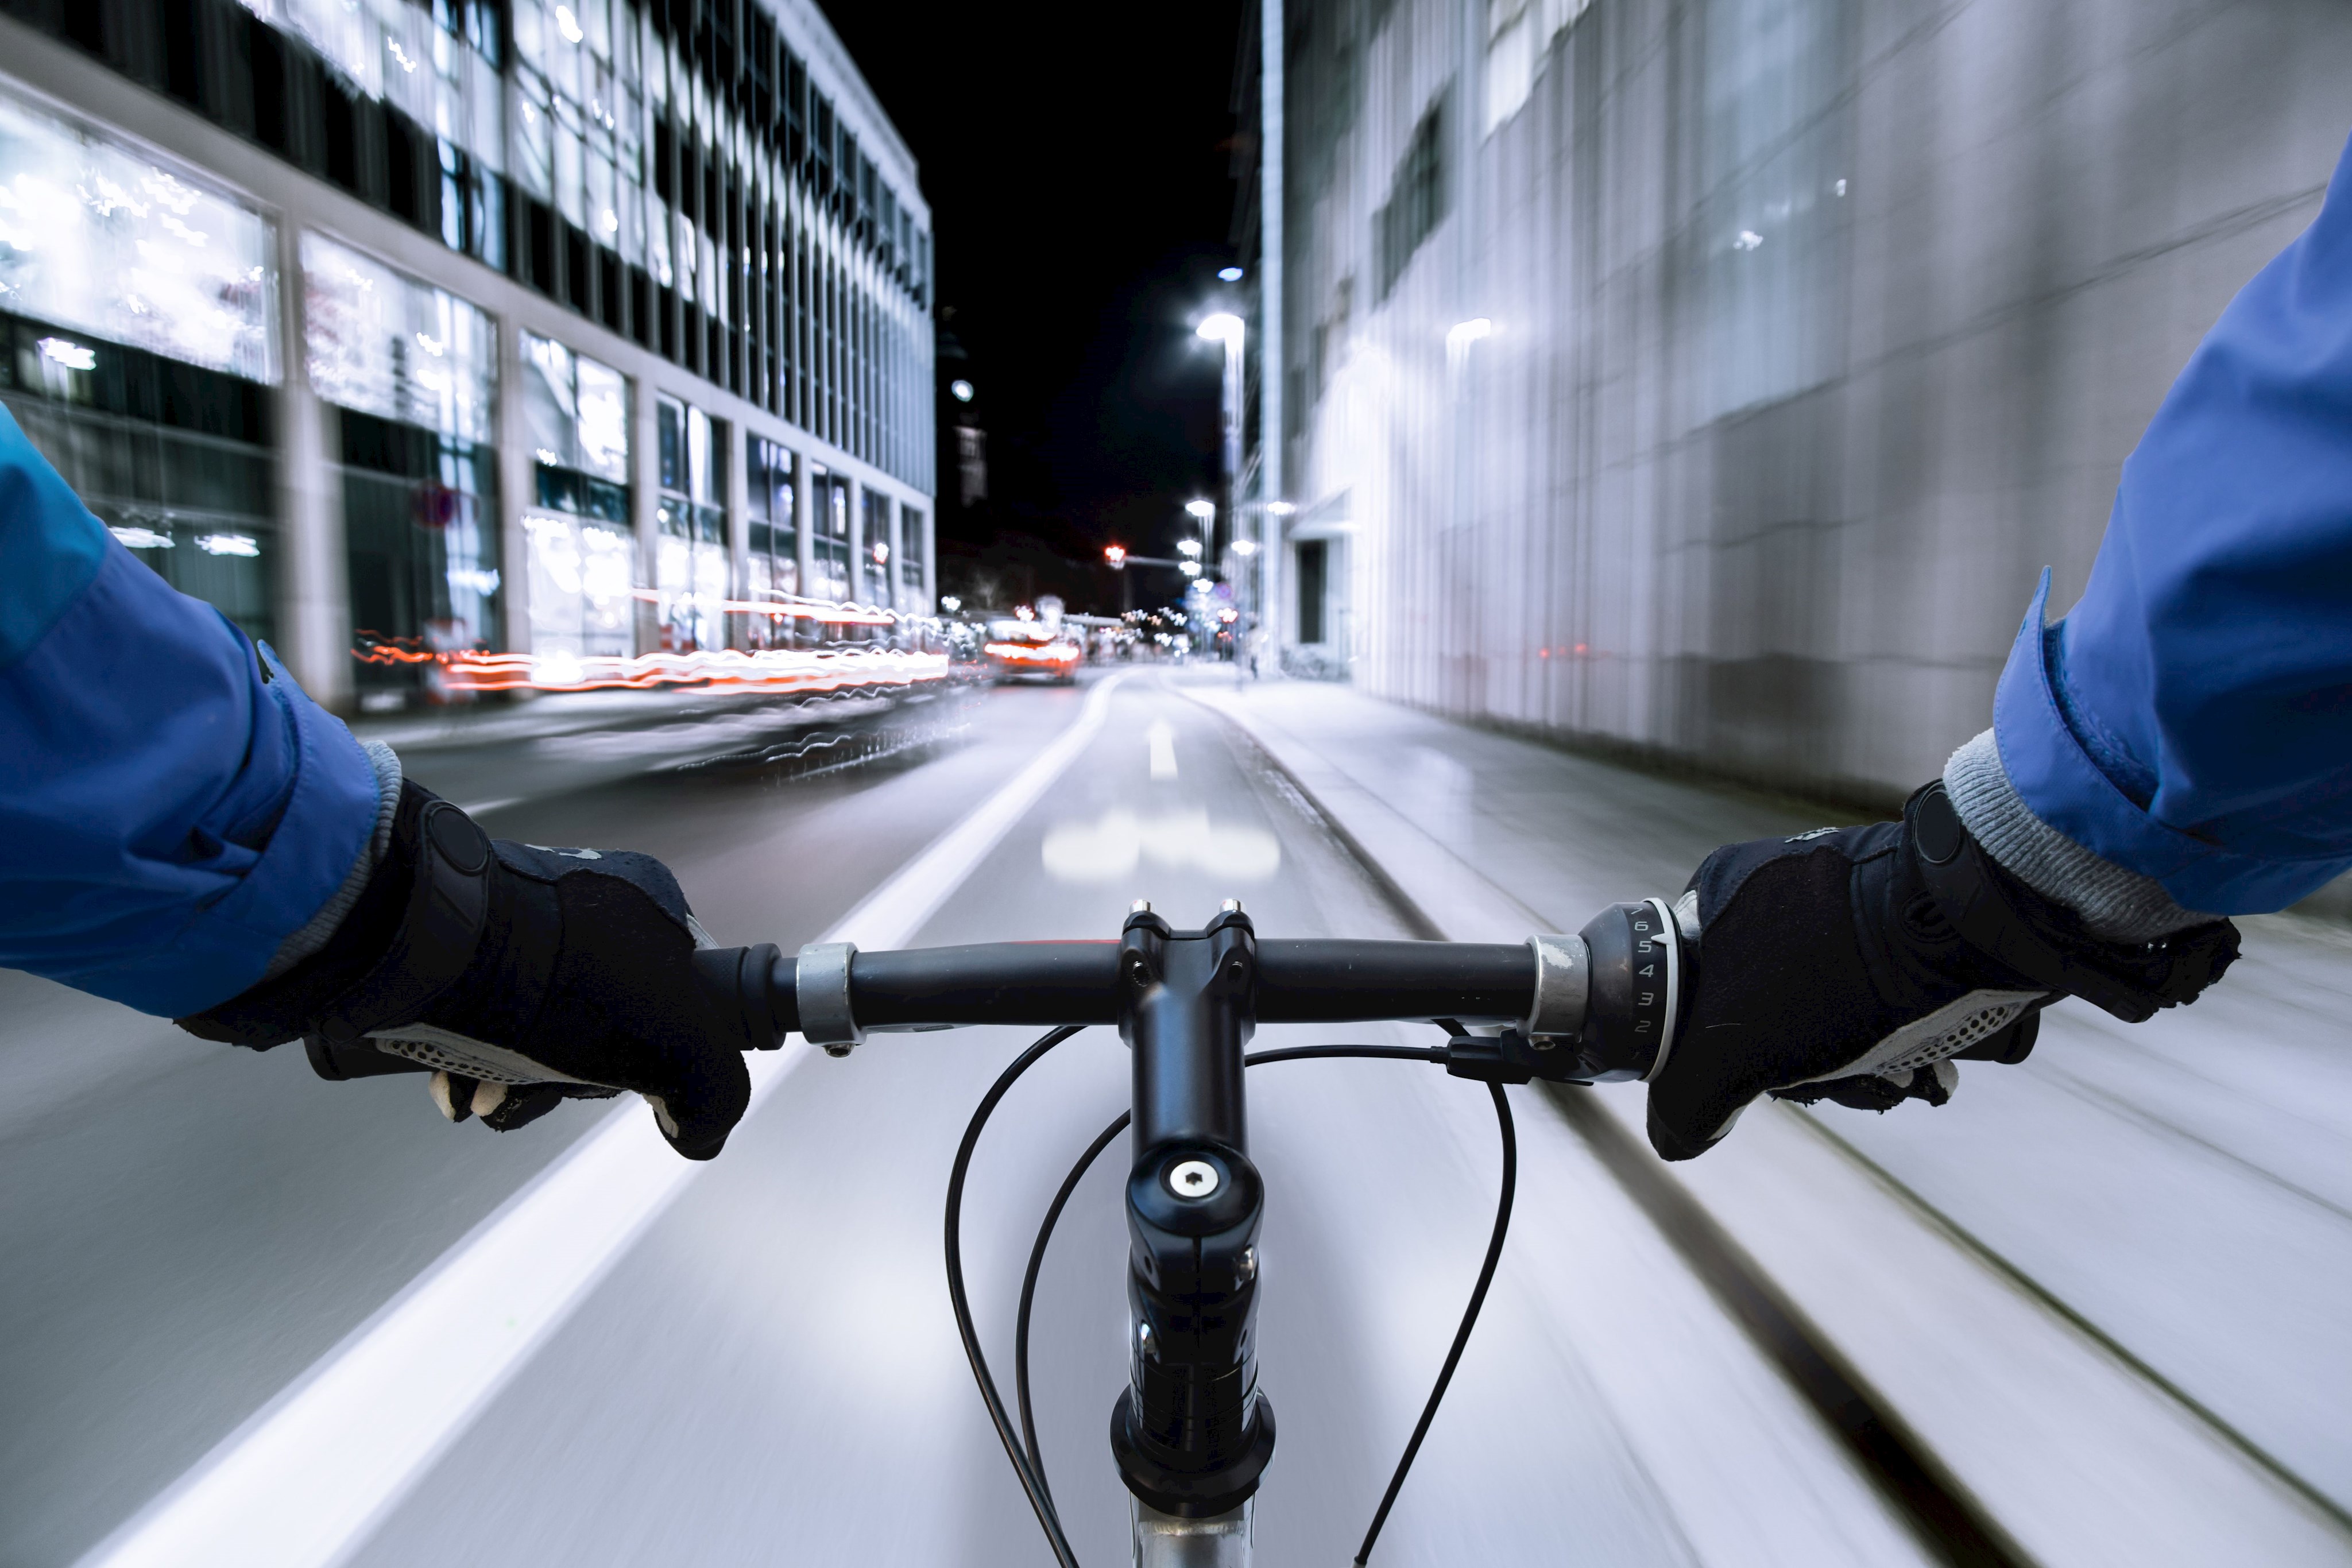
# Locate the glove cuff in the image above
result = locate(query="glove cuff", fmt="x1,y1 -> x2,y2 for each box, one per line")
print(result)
1943,729 -> 2211,941
1907,782 -> 2237,1024
176,783 -> 492,1050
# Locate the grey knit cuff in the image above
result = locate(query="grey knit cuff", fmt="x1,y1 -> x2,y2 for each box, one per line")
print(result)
1942,730 -> 2211,943
262,740 -> 404,979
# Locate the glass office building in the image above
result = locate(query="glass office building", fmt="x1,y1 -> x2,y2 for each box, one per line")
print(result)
0,0 -> 934,707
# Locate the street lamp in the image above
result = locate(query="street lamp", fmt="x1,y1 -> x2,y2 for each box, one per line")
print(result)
1183,499 -> 1216,520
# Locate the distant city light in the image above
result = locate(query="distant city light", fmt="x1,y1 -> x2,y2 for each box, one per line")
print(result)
1196,312 -> 1244,344
1218,266 -> 1244,281
195,533 -> 260,557
950,379 -> 974,402
1178,539 -> 1202,556
1185,499 -> 1216,520
109,525 -> 172,549
941,596 -> 962,612
1734,230 -> 1763,251
1232,539 -> 1259,556
1267,501 -> 1296,517
1181,561 -> 1201,576
1104,544 -> 1128,568
38,336 -> 96,371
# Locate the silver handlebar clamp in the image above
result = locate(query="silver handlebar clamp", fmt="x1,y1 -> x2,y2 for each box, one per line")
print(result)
795,942 -> 862,1056
1522,932 -> 1591,1048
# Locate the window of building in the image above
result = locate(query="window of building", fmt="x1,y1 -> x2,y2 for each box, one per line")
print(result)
1374,91 -> 1449,303
303,234 -> 496,443
860,487 -> 892,606
1,313 -> 277,644
655,394 -> 728,650
510,0 -> 647,267
808,462 -> 850,605
0,90 -> 279,641
341,411 -> 502,699
304,233 -> 502,696
520,331 -> 633,661
0,94 -> 277,382
898,506 -> 925,601
745,435 -> 799,646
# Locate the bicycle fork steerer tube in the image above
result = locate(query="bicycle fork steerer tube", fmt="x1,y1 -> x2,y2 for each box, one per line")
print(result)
1112,900 -> 1278,1535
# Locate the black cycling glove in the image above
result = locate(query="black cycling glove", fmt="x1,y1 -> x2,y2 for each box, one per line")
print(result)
179,782 -> 752,1160
1644,783 -> 2239,1161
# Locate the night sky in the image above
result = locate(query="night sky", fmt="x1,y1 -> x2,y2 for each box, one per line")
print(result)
814,1 -> 1251,610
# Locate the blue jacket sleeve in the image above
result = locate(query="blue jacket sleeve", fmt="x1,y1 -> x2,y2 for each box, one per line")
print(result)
1994,128 -> 2352,916
0,404 -> 382,1016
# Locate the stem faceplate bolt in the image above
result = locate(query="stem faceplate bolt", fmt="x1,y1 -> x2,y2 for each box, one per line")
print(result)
1167,1159 -> 1221,1198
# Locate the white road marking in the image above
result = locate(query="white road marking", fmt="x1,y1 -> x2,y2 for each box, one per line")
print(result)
74,673 -> 1131,1568
1147,717 -> 1178,780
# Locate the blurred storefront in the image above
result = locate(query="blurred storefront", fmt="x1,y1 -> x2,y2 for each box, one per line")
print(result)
0,0 -> 937,710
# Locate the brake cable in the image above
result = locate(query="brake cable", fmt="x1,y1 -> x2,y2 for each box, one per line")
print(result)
944,1024 -> 1088,1568
949,1031 -> 1519,1565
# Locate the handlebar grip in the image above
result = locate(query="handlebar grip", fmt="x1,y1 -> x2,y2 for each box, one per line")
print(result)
691,943 -> 796,1051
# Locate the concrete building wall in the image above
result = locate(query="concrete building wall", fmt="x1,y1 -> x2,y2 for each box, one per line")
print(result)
1282,0 -> 2352,804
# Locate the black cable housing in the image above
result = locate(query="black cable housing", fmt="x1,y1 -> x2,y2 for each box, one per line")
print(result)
944,1024 -> 1088,1568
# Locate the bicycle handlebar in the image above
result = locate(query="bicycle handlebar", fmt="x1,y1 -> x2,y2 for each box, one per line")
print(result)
696,896 -> 1685,1092
757,938 -> 1541,1031
308,897 -> 1695,1565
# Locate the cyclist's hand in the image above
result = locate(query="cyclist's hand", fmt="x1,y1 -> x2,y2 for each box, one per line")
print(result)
179,783 -> 751,1160
1643,785 -> 2238,1162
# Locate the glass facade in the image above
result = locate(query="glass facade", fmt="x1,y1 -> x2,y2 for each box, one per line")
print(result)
303,233 -> 496,444
860,487 -> 892,607
1,313 -> 277,642
341,411 -> 502,698
746,434 -> 798,646
899,506 -> 925,601
655,394 -> 726,651
305,234 -> 502,695
808,463 -> 850,605
521,330 -> 633,661
0,96 -> 278,643
0,94 -> 278,383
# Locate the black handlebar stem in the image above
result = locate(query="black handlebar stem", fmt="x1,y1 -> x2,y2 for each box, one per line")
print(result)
1108,903 -> 1278,1517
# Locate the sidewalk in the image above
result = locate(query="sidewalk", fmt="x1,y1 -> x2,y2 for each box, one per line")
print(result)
1186,674 -> 2352,1567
